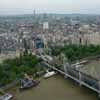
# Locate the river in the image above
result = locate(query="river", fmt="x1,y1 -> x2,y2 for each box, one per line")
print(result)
11,75 -> 97,100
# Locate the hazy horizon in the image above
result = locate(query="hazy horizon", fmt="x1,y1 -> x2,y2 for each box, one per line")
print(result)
0,0 -> 100,15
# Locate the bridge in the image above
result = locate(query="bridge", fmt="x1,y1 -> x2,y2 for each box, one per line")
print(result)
43,62 -> 100,97
38,54 -> 100,97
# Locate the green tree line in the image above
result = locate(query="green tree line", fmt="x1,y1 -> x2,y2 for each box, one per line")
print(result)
51,44 -> 100,61
0,53 -> 42,85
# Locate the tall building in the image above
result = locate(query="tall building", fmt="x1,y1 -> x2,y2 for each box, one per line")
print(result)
33,9 -> 37,24
43,22 -> 49,30
34,38 -> 44,49
43,13 -> 49,30
33,9 -> 36,16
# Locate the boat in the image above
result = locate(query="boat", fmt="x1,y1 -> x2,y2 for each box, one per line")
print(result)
0,93 -> 13,100
43,71 -> 56,78
20,78 -> 40,90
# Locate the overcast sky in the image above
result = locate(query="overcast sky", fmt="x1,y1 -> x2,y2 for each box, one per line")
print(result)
0,0 -> 100,15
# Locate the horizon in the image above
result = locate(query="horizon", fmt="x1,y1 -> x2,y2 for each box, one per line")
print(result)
0,0 -> 100,15
0,12 -> 100,16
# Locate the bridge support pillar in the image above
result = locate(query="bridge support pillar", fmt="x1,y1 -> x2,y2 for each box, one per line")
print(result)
64,65 -> 68,78
79,72 -> 82,86
63,63 -> 69,78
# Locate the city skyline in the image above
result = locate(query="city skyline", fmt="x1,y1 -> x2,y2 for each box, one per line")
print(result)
0,0 -> 100,15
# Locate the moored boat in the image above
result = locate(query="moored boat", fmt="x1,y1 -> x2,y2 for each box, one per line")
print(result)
20,78 -> 40,90
0,93 -> 13,100
44,71 -> 56,78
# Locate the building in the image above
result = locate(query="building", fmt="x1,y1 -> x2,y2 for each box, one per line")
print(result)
43,22 -> 49,30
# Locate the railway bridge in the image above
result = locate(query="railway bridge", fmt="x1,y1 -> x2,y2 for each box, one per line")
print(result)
44,62 -> 100,97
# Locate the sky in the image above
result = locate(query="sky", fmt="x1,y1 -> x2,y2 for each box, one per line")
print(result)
0,0 -> 100,15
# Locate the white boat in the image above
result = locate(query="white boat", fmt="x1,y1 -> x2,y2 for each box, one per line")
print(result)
0,93 -> 13,100
44,71 -> 56,78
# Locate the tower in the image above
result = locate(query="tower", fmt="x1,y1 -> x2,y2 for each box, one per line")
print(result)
43,13 -> 49,30
33,9 -> 36,18
33,9 -> 37,23
43,22 -> 49,30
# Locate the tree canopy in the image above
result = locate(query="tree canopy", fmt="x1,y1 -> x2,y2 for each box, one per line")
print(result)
0,53 -> 41,85
51,44 -> 100,61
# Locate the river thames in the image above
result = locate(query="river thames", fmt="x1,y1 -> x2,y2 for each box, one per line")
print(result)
11,75 -> 97,100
